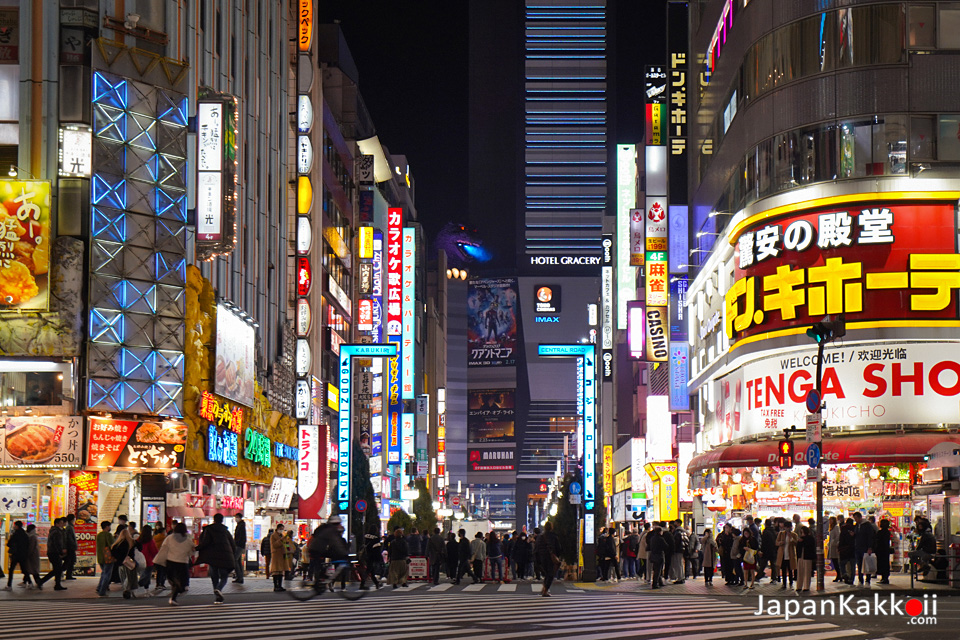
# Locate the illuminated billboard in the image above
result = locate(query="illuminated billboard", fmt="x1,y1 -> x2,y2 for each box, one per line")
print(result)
468,390 -> 516,443
617,144 -> 637,329
0,181 -> 52,310
467,278 -> 518,367
401,228 -> 415,399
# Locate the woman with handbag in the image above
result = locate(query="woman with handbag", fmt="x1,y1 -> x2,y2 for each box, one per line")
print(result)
136,525 -> 158,590
110,525 -> 138,599
738,527 -> 760,589
775,521 -> 799,591
159,522 -> 195,606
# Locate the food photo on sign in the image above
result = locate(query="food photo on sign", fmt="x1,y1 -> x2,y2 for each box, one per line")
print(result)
214,302 -> 256,407
0,416 -> 83,467
86,418 -> 186,470
0,180 -> 52,310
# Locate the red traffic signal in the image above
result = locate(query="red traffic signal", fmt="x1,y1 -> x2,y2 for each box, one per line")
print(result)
778,440 -> 794,468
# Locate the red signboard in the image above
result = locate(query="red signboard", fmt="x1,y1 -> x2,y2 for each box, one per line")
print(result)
386,207 -> 403,335
358,298 -> 373,331
297,256 -> 312,297
726,202 -> 958,340
68,470 -> 100,523
87,418 -> 186,469
75,522 -> 97,558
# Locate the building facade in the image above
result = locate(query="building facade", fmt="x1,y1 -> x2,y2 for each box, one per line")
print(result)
686,0 -> 960,546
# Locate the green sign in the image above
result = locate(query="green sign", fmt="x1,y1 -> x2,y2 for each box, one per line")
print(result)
244,428 -> 272,467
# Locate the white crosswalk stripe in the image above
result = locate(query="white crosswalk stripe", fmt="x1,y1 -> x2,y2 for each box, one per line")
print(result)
429,583 -> 454,591
0,592 -> 873,640
498,583 -> 517,592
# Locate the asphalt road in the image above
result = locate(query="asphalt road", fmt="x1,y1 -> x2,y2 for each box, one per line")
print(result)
3,580 -> 956,639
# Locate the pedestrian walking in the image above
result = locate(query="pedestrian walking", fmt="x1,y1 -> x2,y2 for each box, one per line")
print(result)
513,532 -> 531,580
455,528 -> 476,584
3,521 -> 28,590
758,519 -> 777,583
852,512 -> 873,585
153,525 -> 168,589
797,525 -> 816,592
260,529 -> 273,579
700,528 -> 717,585
406,527 -> 423,557
738,526 -> 760,589
93,521 -> 115,596
269,524 -> 291,592
638,521 -> 651,581
136,524 -> 158,589
874,519 -> 893,584
445,532 -> 459,581
470,532 -> 487,581
502,532 -> 515,580
428,527 -> 446,585
647,527 -> 667,589
232,513 -> 247,584
23,524 -> 42,588
838,517 -> 857,584
776,521 -> 799,590
110,523 -> 138,598
160,522 -> 195,606
361,524 -> 385,589
716,523 -> 734,584
387,527 -> 410,588
728,524 -> 744,586
487,531 -> 506,583
63,514 -> 78,581
196,512 -> 237,604
39,517 -> 67,591
685,524 -> 700,578
534,521 -> 561,597
827,516 -> 841,582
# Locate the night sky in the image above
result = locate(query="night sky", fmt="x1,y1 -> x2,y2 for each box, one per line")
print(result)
318,1 -> 669,266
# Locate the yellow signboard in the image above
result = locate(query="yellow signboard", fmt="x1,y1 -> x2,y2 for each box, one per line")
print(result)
603,445 -> 613,497
0,181 -> 52,310
644,461 -> 679,521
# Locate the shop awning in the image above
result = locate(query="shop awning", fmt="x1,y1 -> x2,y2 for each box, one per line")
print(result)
167,506 -> 205,518
687,433 -> 960,473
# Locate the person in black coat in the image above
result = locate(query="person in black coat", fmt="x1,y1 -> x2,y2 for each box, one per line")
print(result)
197,513 -> 237,604
512,533 -> 531,580
361,524 -> 384,589
647,527 -> 668,589
260,529 -> 273,580
232,513 -> 247,584
39,518 -> 67,590
874,519 -> 893,584
455,528 -> 476,584
445,532 -> 459,581
534,521 -> 561,597
4,521 -> 29,589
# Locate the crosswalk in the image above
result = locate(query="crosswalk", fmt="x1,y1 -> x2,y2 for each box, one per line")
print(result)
0,592 -> 872,640
386,581 -> 584,594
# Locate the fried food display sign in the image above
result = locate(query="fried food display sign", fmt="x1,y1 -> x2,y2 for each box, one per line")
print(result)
0,181 -> 51,310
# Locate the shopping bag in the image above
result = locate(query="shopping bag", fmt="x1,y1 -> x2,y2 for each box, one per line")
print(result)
862,552 -> 878,575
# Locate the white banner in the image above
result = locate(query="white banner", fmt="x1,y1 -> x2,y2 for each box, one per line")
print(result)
704,341 -> 960,445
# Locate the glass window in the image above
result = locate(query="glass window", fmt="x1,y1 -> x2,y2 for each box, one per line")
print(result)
910,116 -> 936,161
0,372 -> 64,407
939,8 -> 960,48
880,115 -> 907,174
937,115 -> 960,160
756,138 -> 775,199
0,65 -> 19,122
801,124 -> 838,183
842,4 -> 906,67
909,5 -> 936,47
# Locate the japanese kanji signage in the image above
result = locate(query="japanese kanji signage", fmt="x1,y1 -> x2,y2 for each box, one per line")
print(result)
401,228 -> 416,399
645,196 -> 668,251
198,390 -> 244,433
1,416 -> 83,467
87,418 -> 186,470
645,251 -> 668,307
386,208 -> 403,336
0,180 -> 53,310
726,202 -> 959,341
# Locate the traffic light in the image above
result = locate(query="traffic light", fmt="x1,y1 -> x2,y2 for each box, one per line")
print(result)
404,461 -> 417,478
806,314 -> 846,343
778,440 -> 794,468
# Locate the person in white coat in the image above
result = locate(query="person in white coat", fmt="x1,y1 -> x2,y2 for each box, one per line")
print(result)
159,522 -> 195,606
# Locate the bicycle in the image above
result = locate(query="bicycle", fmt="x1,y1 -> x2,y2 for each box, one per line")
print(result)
286,556 -> 368,602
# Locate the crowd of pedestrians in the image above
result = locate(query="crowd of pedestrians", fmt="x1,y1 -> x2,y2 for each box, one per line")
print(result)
609,511 -> 912,592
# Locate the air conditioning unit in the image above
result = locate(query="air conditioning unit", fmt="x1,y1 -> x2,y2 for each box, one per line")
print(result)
168,474 -> 190,493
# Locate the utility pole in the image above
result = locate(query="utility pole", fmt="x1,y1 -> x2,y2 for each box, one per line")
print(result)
805,315 -> 845,592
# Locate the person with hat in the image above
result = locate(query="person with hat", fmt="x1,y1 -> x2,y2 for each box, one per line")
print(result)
308,515 -> 350,589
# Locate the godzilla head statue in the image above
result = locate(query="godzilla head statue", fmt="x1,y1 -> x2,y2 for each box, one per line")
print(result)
434,222 -> 491,268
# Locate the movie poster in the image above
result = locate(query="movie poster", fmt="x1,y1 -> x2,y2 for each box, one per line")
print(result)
467,278 -> 518,367
468,390 -> 515,443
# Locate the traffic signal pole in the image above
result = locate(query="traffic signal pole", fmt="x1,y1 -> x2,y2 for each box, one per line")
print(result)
814,339 -> 826,592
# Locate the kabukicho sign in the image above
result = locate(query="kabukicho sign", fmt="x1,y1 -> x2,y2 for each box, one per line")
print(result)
704,341 -> 960,446
726,200 -> 959,341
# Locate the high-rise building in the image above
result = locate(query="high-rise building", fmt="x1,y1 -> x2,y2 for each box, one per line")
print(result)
686,0 -> 960,529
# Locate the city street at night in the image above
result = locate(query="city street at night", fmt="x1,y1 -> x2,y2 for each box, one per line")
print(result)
3,1 -> 960,639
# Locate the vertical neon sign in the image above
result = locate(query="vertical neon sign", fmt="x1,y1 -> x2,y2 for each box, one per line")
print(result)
401,228 -> 415,399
